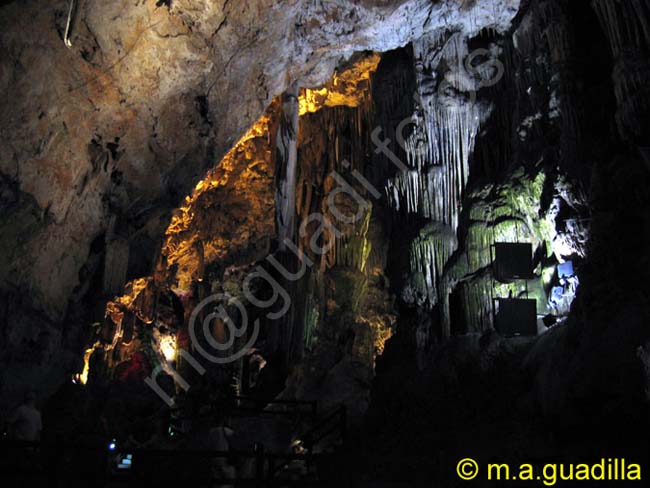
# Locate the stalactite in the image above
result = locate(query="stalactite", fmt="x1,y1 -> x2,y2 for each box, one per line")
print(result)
409,223 -> 457,308
592,0 -> 650,57
275,86 -> 300,250
592,0 -> 650,143
298,95 -> 375,273
451,278 -> 495,334
385,34 -> 481,232
383,33 -> 483,313
631,0 -> 650,49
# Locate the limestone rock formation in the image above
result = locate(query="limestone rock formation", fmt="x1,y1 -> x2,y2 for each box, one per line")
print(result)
0,0 -> 520,410
2,2 -> 649,484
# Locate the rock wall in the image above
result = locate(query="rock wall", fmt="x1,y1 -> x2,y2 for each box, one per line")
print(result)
0,0 -> 520,411
2,2 -> 648,476
363,2 -> 650,480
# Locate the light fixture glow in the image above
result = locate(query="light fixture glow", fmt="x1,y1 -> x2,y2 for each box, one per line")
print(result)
160,335 -> 177,362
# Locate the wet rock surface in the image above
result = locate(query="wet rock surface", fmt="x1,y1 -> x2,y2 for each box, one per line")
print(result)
1,1 -> 649,485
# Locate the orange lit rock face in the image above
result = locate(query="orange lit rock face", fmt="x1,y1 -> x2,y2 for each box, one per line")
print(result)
299,53 -> 381,115
88,277 -> 155,378
87,274 -> 184,385
95,52 -> 388,384
84,107 -> 276,385
278,61 -> 397,420
163,112 -> 276,289
82,53 -> 387,400
0,0 -> 520,408
106,277 -> 153,325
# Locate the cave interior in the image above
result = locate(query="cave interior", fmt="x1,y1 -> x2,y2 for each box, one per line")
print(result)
1,0 -> 649,486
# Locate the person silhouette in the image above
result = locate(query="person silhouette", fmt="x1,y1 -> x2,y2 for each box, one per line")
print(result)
9,390 -> 42,442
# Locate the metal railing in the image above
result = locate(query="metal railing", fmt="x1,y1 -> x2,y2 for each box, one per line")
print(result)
0,405 -> 346,487
0,440 -> 321,487
232,396 -> 318,420
299,404 -> 347,452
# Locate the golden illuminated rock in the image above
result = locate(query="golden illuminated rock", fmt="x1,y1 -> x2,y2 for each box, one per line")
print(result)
163,111 -> 276,289
299,53 -> 381,115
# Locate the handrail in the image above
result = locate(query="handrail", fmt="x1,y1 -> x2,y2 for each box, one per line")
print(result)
0,440 -> 324,485
232,395 -> 318,418
299,404 -> 347,452
171,396 -> 318,428
267,405 -> 347,479
1,405 -> 343,485
168,396 -> 318,421
234,396 -> 316,406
